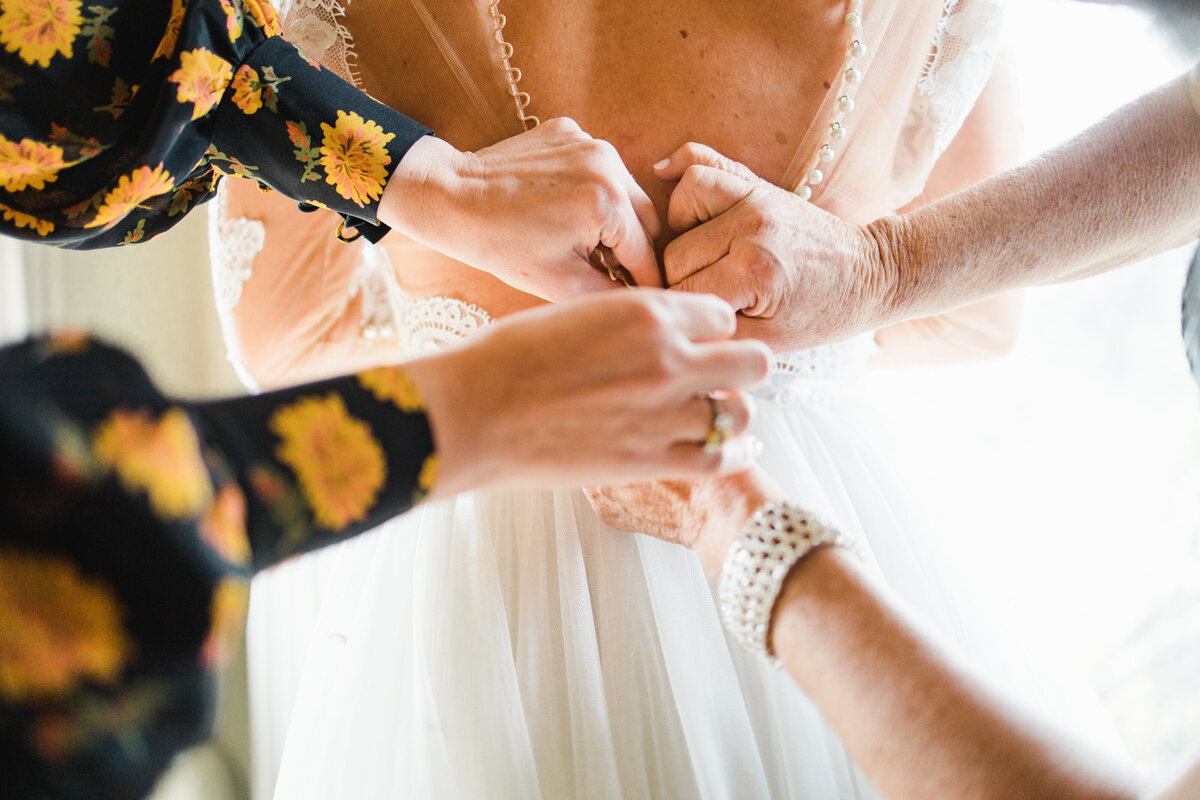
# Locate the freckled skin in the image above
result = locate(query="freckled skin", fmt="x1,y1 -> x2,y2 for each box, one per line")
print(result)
348,0 -> 847,317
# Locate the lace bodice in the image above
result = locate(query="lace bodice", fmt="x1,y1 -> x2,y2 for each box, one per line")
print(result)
355,244 -> 873,378
210,0 -> 1005,393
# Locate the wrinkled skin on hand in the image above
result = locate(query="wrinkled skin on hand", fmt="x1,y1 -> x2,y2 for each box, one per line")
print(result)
586,466 -> 785,572
655,143 -> 896,351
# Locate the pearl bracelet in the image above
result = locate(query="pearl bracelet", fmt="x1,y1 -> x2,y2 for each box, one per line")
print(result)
717,501 -> 850,664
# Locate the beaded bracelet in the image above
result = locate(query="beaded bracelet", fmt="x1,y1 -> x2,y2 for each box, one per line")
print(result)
717,501 -> 850,664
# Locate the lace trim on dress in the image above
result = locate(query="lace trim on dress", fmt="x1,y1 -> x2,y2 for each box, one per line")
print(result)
207,183 -> 264,393
773,334 -> 878,380
351,245 -> 404,342
913,0 -> 1006,160
275,0 -> 361,86
488,1 -> 538,129
357,245 -> 871,379
354,245 -> 493,356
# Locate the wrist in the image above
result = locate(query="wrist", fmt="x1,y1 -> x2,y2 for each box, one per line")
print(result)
861,213 -> 917,329
693,469 -> 785,578
402,344 -> 502,500
378,135 -> 470,240
716,500 -> 853,662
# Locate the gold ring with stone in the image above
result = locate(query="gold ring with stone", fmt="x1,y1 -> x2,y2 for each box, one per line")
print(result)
704,394 -> 735,453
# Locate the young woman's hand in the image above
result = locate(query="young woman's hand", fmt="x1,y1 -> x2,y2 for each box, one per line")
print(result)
405,290 -> 771,496
381,121 -> 662,300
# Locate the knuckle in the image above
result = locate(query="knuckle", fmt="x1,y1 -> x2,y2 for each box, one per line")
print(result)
743,203 -> 772,231
547,116 -> 580,132
581,181 -> 621,219
623,293 -> 670,332
680,142 -> 707,162
681,163 -> 707,187
741,246 -> 780,285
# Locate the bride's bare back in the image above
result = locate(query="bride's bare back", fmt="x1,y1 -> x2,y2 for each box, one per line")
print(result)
217,0 -> 1009,386
355,0 -> 877,316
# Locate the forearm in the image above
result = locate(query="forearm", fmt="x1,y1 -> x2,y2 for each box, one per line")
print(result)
686,475 -> 1143,800
770,549 -> 1141,800
873,59 -> 1025,366
874,68 -> 1200,323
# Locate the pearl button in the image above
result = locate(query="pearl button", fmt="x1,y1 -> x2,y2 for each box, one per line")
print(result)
830,122 -> 846,140
837,95 -> 854,112
819,145 -> 835,162
850,40 -> 867,58
845,67 -> 862,84
797,185 -> 813,201
807,168 -> 824,185
845,12 -> 861,29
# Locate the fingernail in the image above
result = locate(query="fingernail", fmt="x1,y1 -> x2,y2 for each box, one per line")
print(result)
653,158 -> 670,171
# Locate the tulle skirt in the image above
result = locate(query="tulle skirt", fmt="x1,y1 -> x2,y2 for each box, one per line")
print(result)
247,372 -> 1121,799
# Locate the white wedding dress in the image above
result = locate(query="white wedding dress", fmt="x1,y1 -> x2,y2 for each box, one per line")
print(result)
211,1 -> 1126,797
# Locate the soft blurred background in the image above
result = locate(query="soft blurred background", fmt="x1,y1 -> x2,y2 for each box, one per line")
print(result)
0,0 -> 1196,795
869,0 -> 1200,774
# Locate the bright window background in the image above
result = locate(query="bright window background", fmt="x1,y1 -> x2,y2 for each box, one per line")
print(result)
869,0 -> 1199,772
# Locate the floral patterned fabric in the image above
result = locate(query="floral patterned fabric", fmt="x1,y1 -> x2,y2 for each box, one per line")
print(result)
0,0 -> 432,247
0,333 -> 436,798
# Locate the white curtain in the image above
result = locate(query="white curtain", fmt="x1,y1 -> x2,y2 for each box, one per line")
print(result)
6,208 -> 250,799
0,238 -> 27,344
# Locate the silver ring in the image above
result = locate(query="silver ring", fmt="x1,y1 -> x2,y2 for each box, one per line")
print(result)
704,394 -> 735,453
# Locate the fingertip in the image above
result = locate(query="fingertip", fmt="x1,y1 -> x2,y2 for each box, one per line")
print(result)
693,292 -> 738,334
654,144 -> 696,179
748,340 -> 773,382
716,435 -> 759,475
615,238 -> 663,289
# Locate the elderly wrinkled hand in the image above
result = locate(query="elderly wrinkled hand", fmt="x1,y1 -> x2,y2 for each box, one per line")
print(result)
585,466 -> 785,568
654,143 -> 897,351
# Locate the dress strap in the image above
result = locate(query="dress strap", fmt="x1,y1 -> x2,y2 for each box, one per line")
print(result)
408,0 -> 517,140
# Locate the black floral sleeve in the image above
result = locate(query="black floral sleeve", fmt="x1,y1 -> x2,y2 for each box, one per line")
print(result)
0,334 -> 436,799
0,0 -> 431,248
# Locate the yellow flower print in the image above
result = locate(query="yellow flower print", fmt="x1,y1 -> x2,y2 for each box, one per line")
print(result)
200,484 -> 251,566
269,393 -> 386,529
0,548 -> 131,702
357,366 -> 425,412
0,201 -> 51,234
86,164 -> 174,229
0,0 -> 82,68
319,110 -> 395,207
241,0 -> 281,36
92,407 -> 213,518
0,133 -> 65,192
218,0 -> 240,39
418,453 -> 438,492
151,0 -> 185,61
201,578 -> 250,668
230,63 -> 262,115
169,47 -> 233,121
